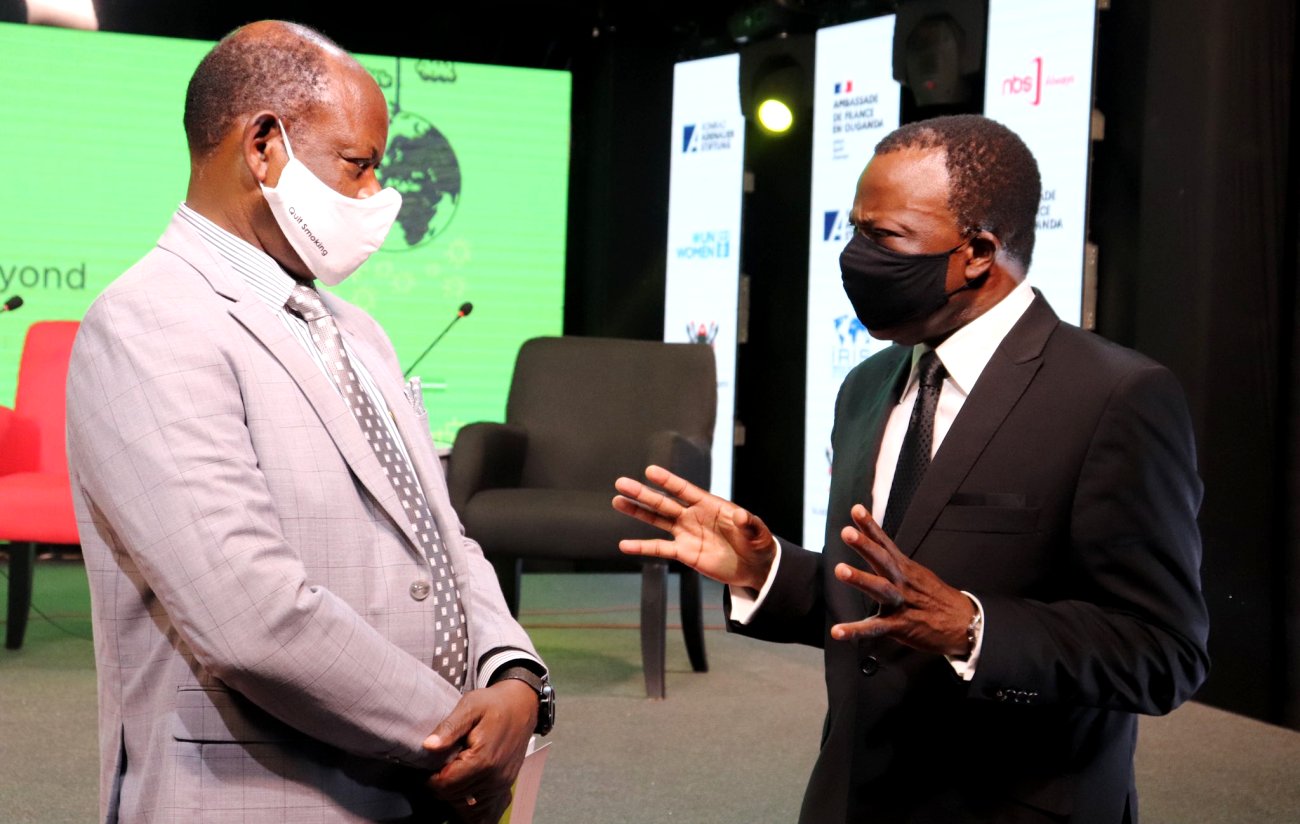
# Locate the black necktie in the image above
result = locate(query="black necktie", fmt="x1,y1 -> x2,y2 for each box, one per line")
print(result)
881,350 -> 946,538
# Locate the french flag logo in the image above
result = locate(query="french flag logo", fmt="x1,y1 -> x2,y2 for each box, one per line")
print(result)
833,80 -> 854,94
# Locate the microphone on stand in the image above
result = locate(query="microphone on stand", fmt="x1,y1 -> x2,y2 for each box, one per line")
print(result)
404,302 -> 473,378
1,295 -> 23,314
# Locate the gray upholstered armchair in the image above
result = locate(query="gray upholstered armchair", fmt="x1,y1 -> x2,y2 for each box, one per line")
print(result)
448,336 -> 717,698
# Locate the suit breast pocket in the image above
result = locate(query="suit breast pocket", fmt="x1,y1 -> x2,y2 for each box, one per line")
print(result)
934,493 -> 1039,534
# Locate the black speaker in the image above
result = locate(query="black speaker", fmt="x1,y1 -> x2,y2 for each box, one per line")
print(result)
891,0 -> 988,107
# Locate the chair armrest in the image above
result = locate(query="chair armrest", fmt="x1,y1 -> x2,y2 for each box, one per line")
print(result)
646,430 -> 712,491
447,422 -> 528,511
0,405 -> 13,450
0,405 -> 39,476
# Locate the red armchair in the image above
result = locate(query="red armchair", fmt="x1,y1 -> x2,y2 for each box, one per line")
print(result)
0,321 -> 80,649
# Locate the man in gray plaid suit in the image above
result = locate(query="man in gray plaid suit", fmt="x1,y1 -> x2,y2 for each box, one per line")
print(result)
66,20 -> 548,823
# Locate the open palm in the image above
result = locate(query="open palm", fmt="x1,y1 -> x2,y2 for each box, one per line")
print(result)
611,465 -> 777,591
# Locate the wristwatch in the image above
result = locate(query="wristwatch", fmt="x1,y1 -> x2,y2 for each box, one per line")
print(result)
492,666 -> 555,736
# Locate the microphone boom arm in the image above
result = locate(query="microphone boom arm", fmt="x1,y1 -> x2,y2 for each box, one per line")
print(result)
403,302 -> 472,378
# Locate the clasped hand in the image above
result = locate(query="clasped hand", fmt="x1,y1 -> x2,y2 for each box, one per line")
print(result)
421,679 -> 537,823
612,467 -> 974,657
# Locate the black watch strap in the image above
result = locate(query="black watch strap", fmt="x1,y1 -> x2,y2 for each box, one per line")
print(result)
492,666 -> 555,736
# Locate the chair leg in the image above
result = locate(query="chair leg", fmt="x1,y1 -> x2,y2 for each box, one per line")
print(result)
5,542 -> 37,650
490,557 -> 523,618
640,560 -> 668,700
679,566 -> 709,673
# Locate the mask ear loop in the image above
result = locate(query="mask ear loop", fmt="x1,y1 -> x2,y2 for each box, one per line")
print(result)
947,234 -> 976,255
946,233 -> 992,298
274,117 -> 296,162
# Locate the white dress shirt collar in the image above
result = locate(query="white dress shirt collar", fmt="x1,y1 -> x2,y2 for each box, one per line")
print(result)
898,278 -> 1036,403
176,203 -> 298,312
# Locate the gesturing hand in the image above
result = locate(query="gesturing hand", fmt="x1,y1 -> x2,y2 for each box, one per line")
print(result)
422,680 -> 537,822
830,504 -> 976,657
612,464 -> 777,591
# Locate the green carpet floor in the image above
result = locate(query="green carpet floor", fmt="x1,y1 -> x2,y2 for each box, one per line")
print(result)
2,556 -> 1299,823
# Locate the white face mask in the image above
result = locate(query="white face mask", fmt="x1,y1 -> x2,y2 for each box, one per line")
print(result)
260,120 -> 402,286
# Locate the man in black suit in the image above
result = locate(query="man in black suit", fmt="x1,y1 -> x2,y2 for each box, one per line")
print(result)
612,115 -> 1209,823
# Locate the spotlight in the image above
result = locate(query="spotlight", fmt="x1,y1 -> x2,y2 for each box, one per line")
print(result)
757,98 -> 794,133
738,34 -> 814,136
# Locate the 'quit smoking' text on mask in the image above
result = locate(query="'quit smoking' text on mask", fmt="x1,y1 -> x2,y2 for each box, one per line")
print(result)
260,119 -> 402,286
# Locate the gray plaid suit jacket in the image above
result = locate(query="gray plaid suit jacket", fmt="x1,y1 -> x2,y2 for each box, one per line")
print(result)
66,212 -> 540,822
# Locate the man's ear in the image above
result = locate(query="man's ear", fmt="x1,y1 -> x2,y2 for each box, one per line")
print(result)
242,113 -> 283,186
964,230 -> 1000,282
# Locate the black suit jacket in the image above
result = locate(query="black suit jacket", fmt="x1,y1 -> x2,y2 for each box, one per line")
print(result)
730,295 -> 1209,823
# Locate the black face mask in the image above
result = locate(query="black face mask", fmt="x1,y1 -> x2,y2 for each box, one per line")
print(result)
839,231 -> 976,330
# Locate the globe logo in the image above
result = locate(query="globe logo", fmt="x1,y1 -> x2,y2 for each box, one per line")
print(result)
377,111 -> 461,252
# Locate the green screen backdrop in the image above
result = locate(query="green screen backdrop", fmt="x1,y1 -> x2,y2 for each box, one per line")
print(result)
0,23 -> 570,446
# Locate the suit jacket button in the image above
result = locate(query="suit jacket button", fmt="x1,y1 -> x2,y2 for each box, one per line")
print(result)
410,580 -> 431,600
859,656 -> 879,676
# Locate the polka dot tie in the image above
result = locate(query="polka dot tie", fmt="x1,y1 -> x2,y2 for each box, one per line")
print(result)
881,350 -> 947,539
286,284 -> 468,688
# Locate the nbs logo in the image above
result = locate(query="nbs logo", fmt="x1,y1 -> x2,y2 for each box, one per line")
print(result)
822,210 -> 853,243
1001,57 -> 1077,106
682,121 -> 737,153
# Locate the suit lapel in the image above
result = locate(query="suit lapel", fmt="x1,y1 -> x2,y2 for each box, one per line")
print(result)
157,215 -> 427,557
847,349 -> 911,518
336,320 -> 465,562
336,314 -> 486,653
224,300 -> 427,556
837,348 -> 909,616
891,295 -> 1059,556
826,347 -> 909,620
